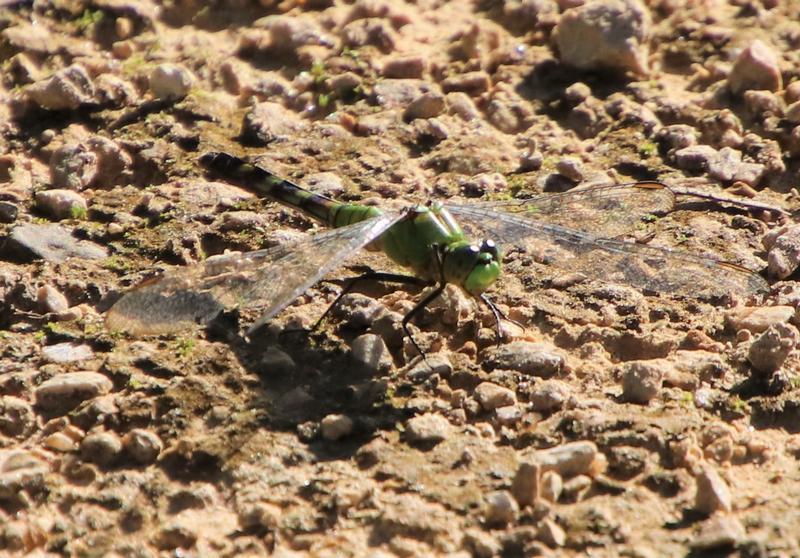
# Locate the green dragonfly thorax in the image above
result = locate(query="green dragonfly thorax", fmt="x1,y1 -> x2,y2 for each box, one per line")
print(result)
379,203 -> 501,294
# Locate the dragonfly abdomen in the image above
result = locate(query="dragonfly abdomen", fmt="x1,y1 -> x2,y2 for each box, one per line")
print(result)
200,152 -> 361,226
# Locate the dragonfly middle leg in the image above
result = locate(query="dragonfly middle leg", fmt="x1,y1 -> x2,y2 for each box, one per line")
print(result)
479,293 -> 524,346
313,271 -> 432,331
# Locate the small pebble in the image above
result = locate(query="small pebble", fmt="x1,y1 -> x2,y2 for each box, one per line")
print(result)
555,0 -> 651,75
532,441 -> 599,478
690,515 -> 745,550
154,525 -> 197,550
403,92 -> 446,121
540,471 -> 563,503
748,322 -> 799,374
381,55 -> 426,79
26,64 -> 95,110
37,285 -> 69,314
494,404 -> 522,426
34,372 -> 113,410
320,414 -> 354,441
0,450 -> 49,499
474,382 -> 516,411
483,341 -> 565,377
765,224 -> 800,280
405,413 -> 452,444
43,432 -> 77,452
0,397 -> 36,438
50,143 -> 98,191
511,461 -> 541,506
694,466 -> 732,515
41,342 -> 94,364
621,360 -> 666,403
441,71 -> 491,96
726,306 -> 794,334
728,40 -> 782,95
123,429 -> 163,464
556,157 -> 584,182
80,431 -> 123,466
673,144 -> 717,172
351,333 -> 393,372
150,63 -> 195,100
484,490 -> 519,525
538,518 -> 566,548
529,380 -> 570,412
0,201 -> 19,223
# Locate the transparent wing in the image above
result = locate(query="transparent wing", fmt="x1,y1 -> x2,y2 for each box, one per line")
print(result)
446,203 -> 768,298
466,181 -> 676,238
106,212 -> 403,336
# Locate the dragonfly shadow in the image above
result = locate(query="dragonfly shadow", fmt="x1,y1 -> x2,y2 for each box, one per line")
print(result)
220,322 -> 409,458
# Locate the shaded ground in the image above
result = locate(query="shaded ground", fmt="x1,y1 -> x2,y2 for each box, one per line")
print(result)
1,0 -> 800,556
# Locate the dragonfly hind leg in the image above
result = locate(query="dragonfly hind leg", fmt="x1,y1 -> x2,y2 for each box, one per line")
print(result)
313,271 -> 432,331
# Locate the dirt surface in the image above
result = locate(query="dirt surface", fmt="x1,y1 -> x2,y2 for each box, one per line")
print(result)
2,0 -> 800,556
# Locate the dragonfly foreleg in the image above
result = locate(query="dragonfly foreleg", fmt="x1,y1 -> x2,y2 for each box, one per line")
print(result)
313,272 -> 431,331
479,293 -> 524,346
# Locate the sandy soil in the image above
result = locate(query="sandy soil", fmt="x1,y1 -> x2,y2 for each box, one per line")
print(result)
2,0 -> 800,556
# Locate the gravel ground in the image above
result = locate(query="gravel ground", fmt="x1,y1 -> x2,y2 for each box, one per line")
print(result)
2,0 -> 800,556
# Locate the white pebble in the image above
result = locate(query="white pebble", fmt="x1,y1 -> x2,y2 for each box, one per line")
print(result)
150,64 -> 195,100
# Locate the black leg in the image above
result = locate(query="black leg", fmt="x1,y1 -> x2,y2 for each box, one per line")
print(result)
312,271 -> 431,331
402,283 -> 446,359
480,293 -> 525,346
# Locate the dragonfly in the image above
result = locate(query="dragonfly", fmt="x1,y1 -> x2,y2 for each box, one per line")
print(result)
106,152 -> 769,356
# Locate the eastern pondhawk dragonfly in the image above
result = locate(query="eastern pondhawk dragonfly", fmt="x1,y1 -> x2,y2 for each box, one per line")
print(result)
106,152 -> 769,355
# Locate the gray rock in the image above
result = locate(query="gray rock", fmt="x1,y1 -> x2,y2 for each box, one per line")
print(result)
538,518 -> 567,547
34,372 -> 113,410
748,322 -> 799,374
405,413 -> 452,444
26,64 -> 95,110
403,92 -> 446,121
41,342 -> 94,364
149,63 -> 195,100
511,461 -> 540,506
728,40 -> 782,95
765,224 -> 800,280
694,466 -> 732,515
674,144 -> 718,172
656,124 -> 697,151
474,382 -> 516,411
529,379 -> 570,412
35,189 -> 88,220
484,490 -> 519,525
50,143 -> 98,190
0,450 -> 49,499
37,284 -> 69,314
690,515 -> 746,550
0,201 -> 18,223
123,429 -> 163,464
726,306 -> 794,334
5,223 -> 107,263
540,470 -> 563,503
530,440 -> 598,478
80,431 -> 123,466
483,341 -> 565,377
556,157 -> 584,182
335,293 -> 386,328
320,413 -> 354,441
351,333 -> 393,372
621,360 -> 666,403
0,397 -> 36,438
382,55 -> 426,79
555,0 -> 651,75
241,102 -> 304,146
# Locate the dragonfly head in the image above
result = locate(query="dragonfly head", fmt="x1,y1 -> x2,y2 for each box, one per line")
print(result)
444,240 -> 501,295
